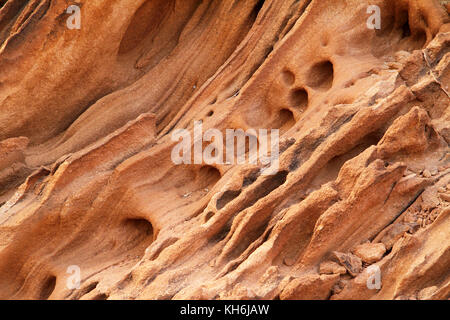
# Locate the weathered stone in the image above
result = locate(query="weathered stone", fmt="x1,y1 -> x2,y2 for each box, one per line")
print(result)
280,274 -> 339,300
319,261 -> 347,275
0,0 -> 448,300
418,286 -> 438,300
332,252 -> 363,277
353,243 -> 387,264
422,169 -> 432,178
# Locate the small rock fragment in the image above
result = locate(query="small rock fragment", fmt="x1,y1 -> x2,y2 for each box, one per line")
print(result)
437,187 -> 446,193
332,251 -> 363,277
319,261 -> 347,275
353,242 -> 387,264
280,273 -> 339,300
331,278 -> 349,295
422,169 -> 431,178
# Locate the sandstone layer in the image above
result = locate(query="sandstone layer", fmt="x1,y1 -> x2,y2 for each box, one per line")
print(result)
0,0 -> 449,300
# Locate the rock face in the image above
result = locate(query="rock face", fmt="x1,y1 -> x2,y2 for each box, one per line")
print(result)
0,0 -> 449,300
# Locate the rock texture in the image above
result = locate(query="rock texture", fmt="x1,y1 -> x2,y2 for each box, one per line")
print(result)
0,0 -> 449,300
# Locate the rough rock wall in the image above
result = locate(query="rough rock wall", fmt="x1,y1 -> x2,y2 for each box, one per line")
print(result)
0,0 -> 449,300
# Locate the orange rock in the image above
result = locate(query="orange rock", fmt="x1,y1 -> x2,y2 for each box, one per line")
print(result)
0,0 -> 448,300
319,261 -> 347,275
332,252 -> 363,277
280,274 -> 339,300
353,243 -> 387,264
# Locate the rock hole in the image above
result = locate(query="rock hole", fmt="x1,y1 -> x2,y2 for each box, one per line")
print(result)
273,109 -> 295,133
204,211 -> 215,223
211,222 -> 232,242
261,170 -> 288,193
216,190 -> 242,210
242,169 -> 260,188
92,293 -> 108,300
264,45 -> 274,59
281,69 -> 295,86
306,61 -> 334,90
39,275 -> 56,300
230,170 -> 288,216
246,170 -> 289,208
250,0 -> 266,22
207,110 -> 214,117
122,218 -> 154,249
280,108 -> 295,122
124,218 -> 153,236
401,20 -> 411,38
83,282 -> 98,295
198,166 -> 221,189
289,88 -> 308,109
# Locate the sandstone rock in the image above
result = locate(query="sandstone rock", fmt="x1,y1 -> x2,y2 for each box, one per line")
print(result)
0,0 -> 448,300
332,252 -> 363,277
418,286 -> 438,300
319,261 -> 347,275
422,169 -> 432,178
280,274 -> 339,300
353,243 -> 387,264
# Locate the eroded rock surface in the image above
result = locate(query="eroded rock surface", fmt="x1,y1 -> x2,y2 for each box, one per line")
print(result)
0,0 -> 449,300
